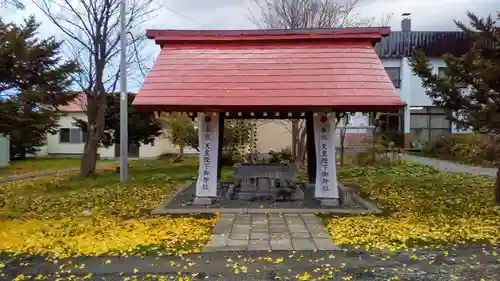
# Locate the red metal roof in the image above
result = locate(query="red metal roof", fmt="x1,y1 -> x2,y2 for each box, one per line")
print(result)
59,93 -> 86,112
134,28 -> 404,112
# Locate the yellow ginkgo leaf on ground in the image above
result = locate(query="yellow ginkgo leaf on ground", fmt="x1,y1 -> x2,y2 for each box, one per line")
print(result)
323,163 -> 500,251
296,272 -> 312,280
0,159 -> 217,258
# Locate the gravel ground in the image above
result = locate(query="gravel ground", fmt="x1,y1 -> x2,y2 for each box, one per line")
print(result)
402,155 -> 496,177
3,245 -> 499,281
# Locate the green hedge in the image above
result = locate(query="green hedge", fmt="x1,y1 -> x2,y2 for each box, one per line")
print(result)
423,134 -> 497,167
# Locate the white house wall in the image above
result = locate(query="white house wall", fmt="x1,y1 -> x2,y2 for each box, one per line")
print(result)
44,112 -> 197,159
380,57 -> 447,107
45,113 -> 114,158
138,134 -> 198,158
338,57 -> 458,147
408,58 -> 447,106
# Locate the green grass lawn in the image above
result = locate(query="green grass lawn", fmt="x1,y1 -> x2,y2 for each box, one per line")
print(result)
0,158 -> 217,258
323,162 -> 500,251
0,157 -> 114,177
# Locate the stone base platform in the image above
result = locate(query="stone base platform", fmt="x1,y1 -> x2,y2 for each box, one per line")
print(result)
152,181 -> 382,215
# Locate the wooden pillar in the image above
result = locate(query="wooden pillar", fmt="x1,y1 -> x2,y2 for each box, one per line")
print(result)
313,112 -> 339,206
217,113 -> 224,181
306,112 -> 316,184
194,112 -> 220,205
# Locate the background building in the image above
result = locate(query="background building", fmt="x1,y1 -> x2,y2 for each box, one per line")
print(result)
40,94 -> 197,159
41,18 -> 472,158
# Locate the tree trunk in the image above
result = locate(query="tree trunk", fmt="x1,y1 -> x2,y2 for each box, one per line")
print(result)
176,145 -> 185,162
339,116 -> 349,167
297,123 -> 308,168
80,92 -> 106,177
340,127 -> 346,166
291,120 -> 298,161
253,122 -> 258,163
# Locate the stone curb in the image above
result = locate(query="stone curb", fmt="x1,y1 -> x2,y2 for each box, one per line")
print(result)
338,182 -> 383,214
350,193 -> 383,213
152,207 -> 376,215
152,181 -> 193,215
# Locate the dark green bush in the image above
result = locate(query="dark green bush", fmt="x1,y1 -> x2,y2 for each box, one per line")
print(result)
220,150 -> 246,166
268,147 -> 292,163
424,134 -> 497,166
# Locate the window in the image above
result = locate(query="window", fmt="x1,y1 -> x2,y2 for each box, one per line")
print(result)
384,67 -> 401,88
60,128 -> 85,143
438,67 -> 466,88
438,67 -> 447,79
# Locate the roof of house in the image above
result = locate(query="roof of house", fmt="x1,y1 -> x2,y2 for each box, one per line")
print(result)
59,93 -> 136,113
146,28 -> 392,45
375,31 -> 470,58
134,28 -> 404,113
59,93 -> 87,112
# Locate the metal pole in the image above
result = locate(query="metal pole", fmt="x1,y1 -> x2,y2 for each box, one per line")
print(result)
119,0 -> 128,182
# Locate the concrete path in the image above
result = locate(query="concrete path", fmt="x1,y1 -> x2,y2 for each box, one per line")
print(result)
403,155 -> 496,177
0,161 -> 118,183
203,213 -> 340,252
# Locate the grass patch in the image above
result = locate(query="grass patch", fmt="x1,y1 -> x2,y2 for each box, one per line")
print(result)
323,162 -> 500,251
0,158 -> 217,258
0,157 -> 114,177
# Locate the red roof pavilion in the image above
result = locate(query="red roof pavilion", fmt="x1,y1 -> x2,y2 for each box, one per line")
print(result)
133,28 -> 404,113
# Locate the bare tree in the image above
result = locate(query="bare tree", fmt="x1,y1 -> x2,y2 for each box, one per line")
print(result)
339,113 -> 350,166
250,0 -> 392,167
249,0 -> 392,29
0,0 -> 24,9
33,0 -> 158,176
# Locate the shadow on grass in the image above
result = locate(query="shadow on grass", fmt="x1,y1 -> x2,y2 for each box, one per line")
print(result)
50,159 -> 200,192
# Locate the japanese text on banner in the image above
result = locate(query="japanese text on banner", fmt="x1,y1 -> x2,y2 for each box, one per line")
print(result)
320,126 -> 330,192
202,123 -> 211,190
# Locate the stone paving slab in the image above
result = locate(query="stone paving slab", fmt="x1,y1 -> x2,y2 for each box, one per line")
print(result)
202,213 -> 341,252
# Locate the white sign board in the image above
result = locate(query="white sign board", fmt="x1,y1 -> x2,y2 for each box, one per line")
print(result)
195,112 -> 220,197
314,113 -> 339,199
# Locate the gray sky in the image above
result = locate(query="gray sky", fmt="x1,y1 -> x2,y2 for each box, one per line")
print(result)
148,0 -> 499,31
4,0 -> 499,33
1,0 -> 498,91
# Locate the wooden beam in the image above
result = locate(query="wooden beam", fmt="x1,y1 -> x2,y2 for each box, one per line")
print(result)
306,112 -> 316,184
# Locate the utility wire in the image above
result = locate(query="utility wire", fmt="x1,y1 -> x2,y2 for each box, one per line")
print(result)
162,6 -> 213,29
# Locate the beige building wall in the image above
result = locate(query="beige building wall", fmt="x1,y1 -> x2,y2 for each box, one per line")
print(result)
255,120 -> 292,153
43,112 -> 193,159
254,117 -> 373,154
44,113 -> 114,158
42,114 -> 372,159
138,133 -> 198,158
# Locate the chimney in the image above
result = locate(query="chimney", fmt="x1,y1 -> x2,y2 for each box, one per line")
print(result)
401,13 -> 411,32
